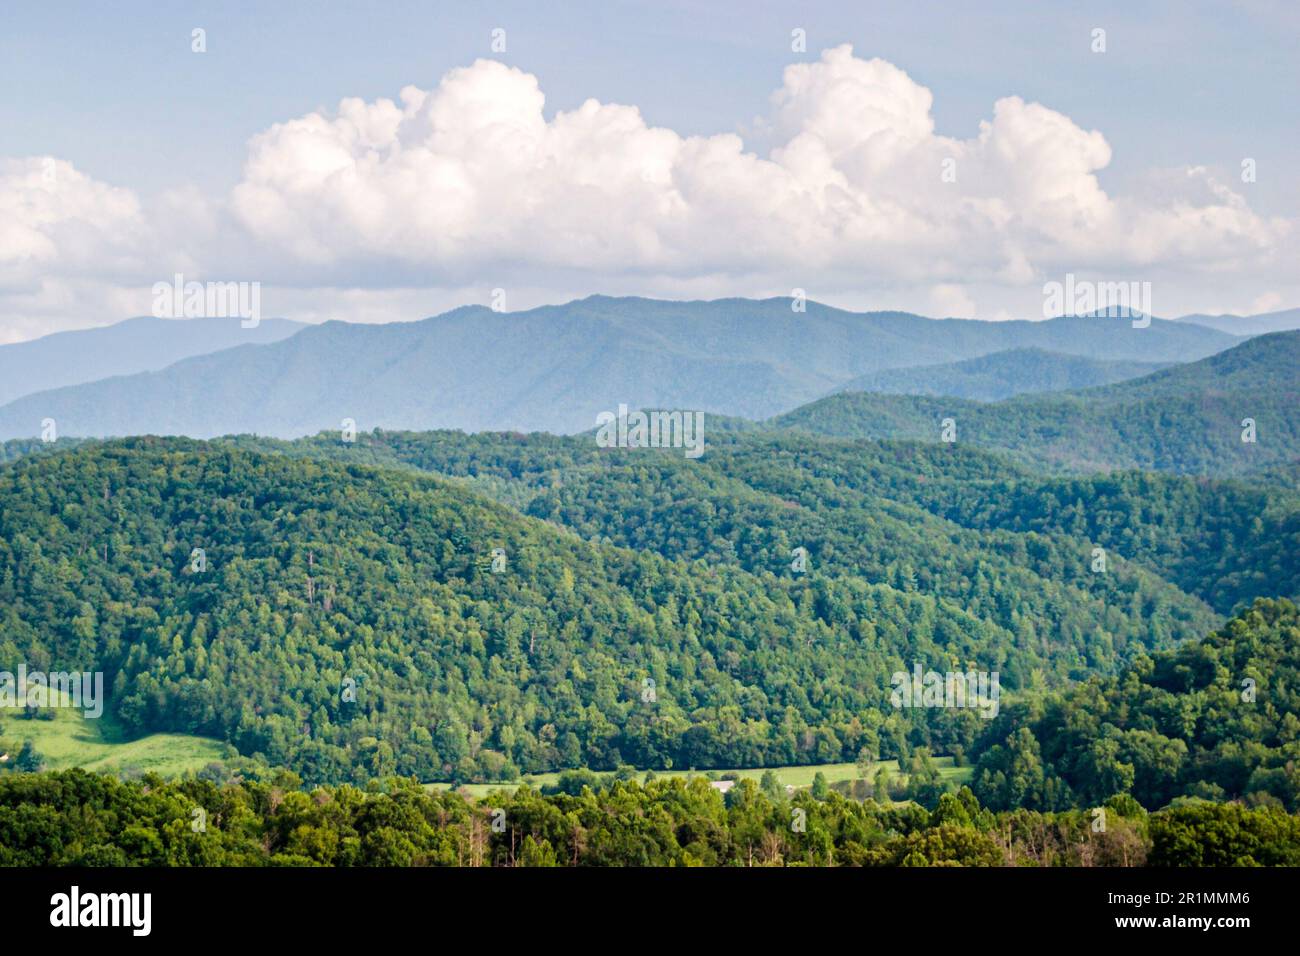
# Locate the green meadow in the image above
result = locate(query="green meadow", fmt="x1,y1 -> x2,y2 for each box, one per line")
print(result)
0,697 -> 228,778
427,757 -> 973,799
0,701 -> 973,796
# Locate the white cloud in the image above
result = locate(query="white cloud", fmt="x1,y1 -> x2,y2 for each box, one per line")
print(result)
226,44 -> 1290,288
929,284 -> 977,319
0,158 -> 143,282
0,45 -> 1295,339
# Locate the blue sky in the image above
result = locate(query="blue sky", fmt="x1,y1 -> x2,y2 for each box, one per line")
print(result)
2,0 -> 1297,339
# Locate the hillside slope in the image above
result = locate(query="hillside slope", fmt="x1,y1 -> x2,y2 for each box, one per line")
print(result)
774,331 -> 1300,476
833,348 -> 1169,401
223,427 -> 1294,619
0,438 -> 1049,783
971,598 -> 1300,812
2,433 -> 1261,784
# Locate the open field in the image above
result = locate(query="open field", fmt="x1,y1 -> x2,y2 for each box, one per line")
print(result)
1,704 -> 972,795
426,757 -> 973,799
0,698 -> 228,778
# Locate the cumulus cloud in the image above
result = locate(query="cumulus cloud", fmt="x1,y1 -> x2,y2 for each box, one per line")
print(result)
0,158 -> 144,284
226,44 -> 1290,287
1,44 -> 1294,339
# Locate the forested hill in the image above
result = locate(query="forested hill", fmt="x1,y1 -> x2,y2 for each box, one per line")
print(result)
217,426 -> 1299,619
1,433 -> 1278,786
2,432 -> 1295,787
772,330 -> 1300,476
0,438 -> 1047,784
970,598 -> 1300,813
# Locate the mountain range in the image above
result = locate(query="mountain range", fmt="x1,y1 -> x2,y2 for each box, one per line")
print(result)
0,315 -> 303,408
1175,307 -> 1300,337
0,296 -> 1295,808
0,297 -> 1242,440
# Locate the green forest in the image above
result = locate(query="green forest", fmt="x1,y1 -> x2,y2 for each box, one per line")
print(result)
0,413 -> 1296,864
3,766 -> 1298,867
970,598 -> 1300,811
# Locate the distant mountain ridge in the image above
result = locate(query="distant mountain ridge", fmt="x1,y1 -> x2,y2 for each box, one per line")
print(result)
832,348 -> 1171,401
773,330 -> 1300,477
1175,307 -> 1300,337
0,296 -> 1241,440
0,315 -> 305,408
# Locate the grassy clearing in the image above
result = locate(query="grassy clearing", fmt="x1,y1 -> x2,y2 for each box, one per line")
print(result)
0,697 -> 228,778
1,698 -> 975,793
427,757 -> 973,799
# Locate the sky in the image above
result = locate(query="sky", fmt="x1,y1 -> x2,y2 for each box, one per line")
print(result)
1,0 -> 1297,342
